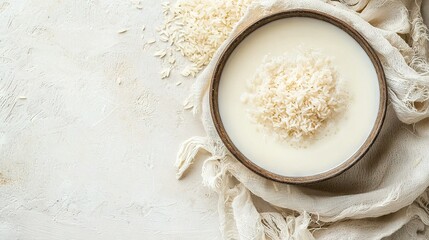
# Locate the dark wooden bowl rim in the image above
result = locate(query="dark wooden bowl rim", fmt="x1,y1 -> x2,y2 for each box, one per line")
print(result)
209,10 -> 387,184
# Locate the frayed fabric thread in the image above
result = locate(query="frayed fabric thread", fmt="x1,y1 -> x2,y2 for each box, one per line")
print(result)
176,135 -> 317,239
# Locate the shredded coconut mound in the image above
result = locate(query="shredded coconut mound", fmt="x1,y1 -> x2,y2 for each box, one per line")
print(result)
242,50 -> 348,142
159,0 -> 251,77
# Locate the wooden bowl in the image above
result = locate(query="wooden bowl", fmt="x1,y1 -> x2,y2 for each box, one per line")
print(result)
209,10 -> 387,184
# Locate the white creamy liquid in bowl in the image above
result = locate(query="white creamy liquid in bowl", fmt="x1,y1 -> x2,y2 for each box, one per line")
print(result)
218,17 -> 380,177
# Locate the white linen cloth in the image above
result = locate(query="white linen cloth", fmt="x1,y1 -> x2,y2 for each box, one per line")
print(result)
176,0 -> 429,239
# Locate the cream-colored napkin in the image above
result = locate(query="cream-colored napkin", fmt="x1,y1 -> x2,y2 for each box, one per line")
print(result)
177,0 -> 429,239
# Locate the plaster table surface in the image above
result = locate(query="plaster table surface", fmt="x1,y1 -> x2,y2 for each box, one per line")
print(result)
0,1 -> 428,239
0,1 -> 219,239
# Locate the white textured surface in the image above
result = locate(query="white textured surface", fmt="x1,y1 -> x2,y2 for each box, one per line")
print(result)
0,1 -> 219,239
